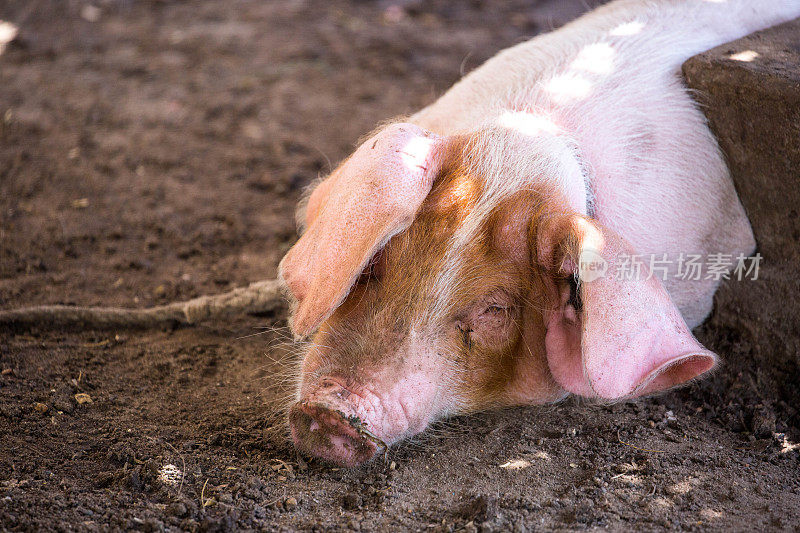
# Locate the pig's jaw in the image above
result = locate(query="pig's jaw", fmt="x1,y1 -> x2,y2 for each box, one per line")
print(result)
289,372 -> 444,467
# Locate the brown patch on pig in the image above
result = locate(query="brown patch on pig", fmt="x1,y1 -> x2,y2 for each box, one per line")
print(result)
315,147 -> 564,395
444,189 -> 567,409
298,137 -> 484,387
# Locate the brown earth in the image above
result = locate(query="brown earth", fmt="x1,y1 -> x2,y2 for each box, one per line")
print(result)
1,1 -> 799,531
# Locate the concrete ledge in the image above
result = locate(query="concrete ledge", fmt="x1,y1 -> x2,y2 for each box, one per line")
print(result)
683,18 -> 800,260
683,20 -> 800,377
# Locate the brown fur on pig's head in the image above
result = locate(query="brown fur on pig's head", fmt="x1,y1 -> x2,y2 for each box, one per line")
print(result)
280,122 -> 717,459
298,157 -> 566,412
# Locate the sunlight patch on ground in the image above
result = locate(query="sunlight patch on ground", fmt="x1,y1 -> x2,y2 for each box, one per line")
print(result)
653,497 -> 673,508
776,433 -> 800,454
667,479 -> 694,495
158,464 -> 183,486
700,508 -> 723,521
0,21 -> 18,56
611,474 -> 642,485
500,459 -> 532,470
728,50 -> 759,62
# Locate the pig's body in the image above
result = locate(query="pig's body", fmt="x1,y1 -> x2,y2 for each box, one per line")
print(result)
411,0 -> 800,327
281,0 -> 800,466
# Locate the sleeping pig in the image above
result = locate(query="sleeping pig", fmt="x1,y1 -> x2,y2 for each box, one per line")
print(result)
279,0 -> 800,466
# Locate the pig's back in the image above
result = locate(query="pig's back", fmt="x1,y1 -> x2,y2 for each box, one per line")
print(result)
413,0 -> 800,133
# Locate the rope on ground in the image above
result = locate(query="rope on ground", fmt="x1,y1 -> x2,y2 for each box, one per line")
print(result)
0,279 -> 285,330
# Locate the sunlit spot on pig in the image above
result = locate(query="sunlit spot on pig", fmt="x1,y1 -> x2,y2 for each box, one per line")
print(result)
728,50 -> 759,62
544,73 -> 594,104
609,20 -> 645,37
0,21 -> 18,55
497,111 -> 561,138
438,173 -> 480,212
571,42 -> 616,75
398,135 -> 438,172
575,216 -> 605,251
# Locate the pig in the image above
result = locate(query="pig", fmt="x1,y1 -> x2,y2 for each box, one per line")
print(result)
280,0 -> 800,466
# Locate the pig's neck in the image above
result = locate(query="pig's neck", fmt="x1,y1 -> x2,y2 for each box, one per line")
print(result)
412,0 -> 798,132
457,123 -> 592,217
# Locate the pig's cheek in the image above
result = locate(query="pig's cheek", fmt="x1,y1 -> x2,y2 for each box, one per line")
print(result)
469,313 -> 515,350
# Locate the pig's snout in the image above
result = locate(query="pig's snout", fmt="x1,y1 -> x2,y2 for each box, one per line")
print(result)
289,381 -> 381,467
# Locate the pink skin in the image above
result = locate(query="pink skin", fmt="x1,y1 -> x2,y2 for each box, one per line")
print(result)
289,344 -> 448,467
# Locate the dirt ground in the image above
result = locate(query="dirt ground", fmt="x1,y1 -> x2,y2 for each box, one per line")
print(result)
1,1 -> 799,531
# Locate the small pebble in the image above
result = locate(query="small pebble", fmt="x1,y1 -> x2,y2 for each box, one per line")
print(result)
74,393 -> 93,404
284,496 -> 298,510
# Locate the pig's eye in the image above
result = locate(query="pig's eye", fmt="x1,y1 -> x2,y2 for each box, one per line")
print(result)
456,294 -> 517,350
457,324 -> 474,350
482,304 -> 508,316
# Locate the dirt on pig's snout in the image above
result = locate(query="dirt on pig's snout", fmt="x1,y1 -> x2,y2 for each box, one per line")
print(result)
2,0 -> 800,531
289,402 -> 383,467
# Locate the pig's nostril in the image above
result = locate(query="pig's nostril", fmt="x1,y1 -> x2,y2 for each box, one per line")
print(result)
289,402 -> 378,467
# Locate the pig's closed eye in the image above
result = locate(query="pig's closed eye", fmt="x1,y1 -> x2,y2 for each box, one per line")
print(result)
457,324 -> 474,350
455,298 -> 517,350
482,305 -> 508,316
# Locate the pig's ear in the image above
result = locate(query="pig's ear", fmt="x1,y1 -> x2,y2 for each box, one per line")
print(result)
279,123 -> 445,337
535,214 -> 717,399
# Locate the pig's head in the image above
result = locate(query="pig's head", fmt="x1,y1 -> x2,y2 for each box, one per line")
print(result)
279,121 -> 717,467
